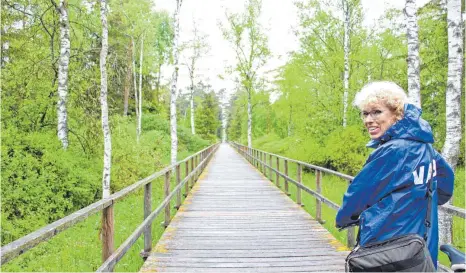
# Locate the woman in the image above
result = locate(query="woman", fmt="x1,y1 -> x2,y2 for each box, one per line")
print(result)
336,81 -> 454,268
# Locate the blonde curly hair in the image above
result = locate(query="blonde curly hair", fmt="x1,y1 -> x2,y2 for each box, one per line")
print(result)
353,81 -> 408,120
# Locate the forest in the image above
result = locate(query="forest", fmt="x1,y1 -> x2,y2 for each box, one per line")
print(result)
1,0 -> 465,271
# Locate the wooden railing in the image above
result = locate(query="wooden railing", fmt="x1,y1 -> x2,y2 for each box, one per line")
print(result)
1,143 -> 219,271
230,142 -> 466,254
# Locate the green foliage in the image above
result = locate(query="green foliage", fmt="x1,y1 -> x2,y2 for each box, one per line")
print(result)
1,129 -> 101,244
196,91 -> 221,142
1,114 -> 209,246
324,125 -> 370,175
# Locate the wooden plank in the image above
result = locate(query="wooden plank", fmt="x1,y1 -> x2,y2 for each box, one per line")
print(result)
141,144 -> 349,273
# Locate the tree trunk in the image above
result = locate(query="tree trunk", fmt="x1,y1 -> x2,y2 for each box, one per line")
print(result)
288,105 -> 292,137
404,0 -> 421,108
137,35 -> 144,143
123,41 -> 132,116
56,0 -> 70,149
100,0 -> 111,199
170,0 -> 182,165
247,89 -> 252,148
222,107 -> 226,142
190,85 -> 195,135
156,63 -> 162,104
342,0 -> 350,128
440,0 -> 463,246
132,37 -> 139,120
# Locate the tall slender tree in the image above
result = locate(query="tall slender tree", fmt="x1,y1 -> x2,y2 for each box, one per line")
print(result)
123,40 -> 132,116
137,34 -> 144,142
405,0 -> 421,108
170,0 -> 183,165
342,0 -> 350,127
221,0 -> 270,148
183,20 -> 209,135
100,0 -> 111,199
53,0 -> 70,149
99,0 -> 113,262
132,37 -> 139,121
440,0 -> 463,246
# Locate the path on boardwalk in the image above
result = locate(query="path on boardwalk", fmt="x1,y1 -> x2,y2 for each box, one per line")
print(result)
140,143 -> 349,272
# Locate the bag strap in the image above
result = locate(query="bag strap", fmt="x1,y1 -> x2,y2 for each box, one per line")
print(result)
424,172 -> 434,241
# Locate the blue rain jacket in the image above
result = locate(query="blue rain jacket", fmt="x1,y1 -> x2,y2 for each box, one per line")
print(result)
336,103 -> 454,267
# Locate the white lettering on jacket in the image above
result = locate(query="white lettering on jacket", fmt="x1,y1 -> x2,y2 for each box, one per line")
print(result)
413,160 -> 437,185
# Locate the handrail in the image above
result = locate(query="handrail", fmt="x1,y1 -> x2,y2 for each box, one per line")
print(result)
236,144 -> 354,181
1,143 -> 219,267
230,142 -> 465,250
97,145 -> 218,271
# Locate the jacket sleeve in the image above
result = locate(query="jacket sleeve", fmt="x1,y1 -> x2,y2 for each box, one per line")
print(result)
434,152 -> 454,205
335,145 -> 404,229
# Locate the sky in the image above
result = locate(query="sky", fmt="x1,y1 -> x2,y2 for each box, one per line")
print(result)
154,0 -> 430,101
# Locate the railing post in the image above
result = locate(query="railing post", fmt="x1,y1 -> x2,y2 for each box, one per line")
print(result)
164,170 -> 171,228
184,160 -> 189,197
142,179 -> 152,258
259,152 -> 263,173
195,155 -> 199,181
316,170 -> 323,223
297,163 -> 303,206
102,204 -> 114,270
269,154 -> 272,180
175,164 -> 181,209
276,157 -> 280,187
284,159 -> 289,195
190,157 -> 194,188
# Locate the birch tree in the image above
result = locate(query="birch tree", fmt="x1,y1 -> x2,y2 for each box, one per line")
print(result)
123,41 -> 132,116
100,0 -> 111,199
170,0 -> 183,165
221,0 -> 270,148
99,0 -> 113,261
53,0 -> 70,149
342,0 -> 350,127
440,0 -> 463,245
183,20 -> 209,135
404,0 -> 421,108
137,35 -> 144,142
132,37 -> 139,124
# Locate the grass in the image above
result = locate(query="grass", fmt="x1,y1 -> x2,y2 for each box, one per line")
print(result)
250,145 -> 465,268
1,149 -> 205,272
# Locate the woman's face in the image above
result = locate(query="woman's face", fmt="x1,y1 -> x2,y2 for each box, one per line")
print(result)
361,102 -> 397,139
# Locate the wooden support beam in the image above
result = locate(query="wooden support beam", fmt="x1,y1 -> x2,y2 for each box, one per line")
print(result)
142,181 -> 152,258
297,164 -> 302,206
164,171 -> 171,228
102,205 -> 114,271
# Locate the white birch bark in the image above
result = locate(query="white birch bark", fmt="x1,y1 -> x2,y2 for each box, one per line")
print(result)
100,0 -> 111,198
247,88 -> 252,148
342,0 -> 350,127
170,0 -> 182,165
439,0 -> 464,245
222,107 -> 226,142
131,37 -> 139,121
190,87 -> 195,135
137,35 -> 144,143
56,0 -> 70,149
404,0 -> 421,108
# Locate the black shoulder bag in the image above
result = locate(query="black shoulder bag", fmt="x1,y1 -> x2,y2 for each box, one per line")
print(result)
345,181 -> 436,272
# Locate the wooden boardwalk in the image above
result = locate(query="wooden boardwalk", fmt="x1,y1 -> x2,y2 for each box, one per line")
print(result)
140,144 -> 349,272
